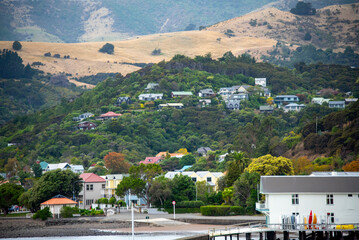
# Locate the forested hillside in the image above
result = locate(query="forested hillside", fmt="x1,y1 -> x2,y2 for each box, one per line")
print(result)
1,54 -> 358,173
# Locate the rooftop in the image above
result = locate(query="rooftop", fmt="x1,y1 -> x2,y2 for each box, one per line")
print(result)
80,173 -> 105,183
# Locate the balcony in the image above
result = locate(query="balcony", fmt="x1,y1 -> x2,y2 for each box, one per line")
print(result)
256,202 -> 269,212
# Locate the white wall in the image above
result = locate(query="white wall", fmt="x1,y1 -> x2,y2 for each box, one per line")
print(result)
267,193 -> 359,224
79,182 -> 105,209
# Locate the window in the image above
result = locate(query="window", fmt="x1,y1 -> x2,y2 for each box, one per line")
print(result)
86,199 -> 94,205
326,194 -> 334,205
292,194 -> 299,205
102,184 -> 105,189
192,177 -> 197,182
292,212 -> 299,216
348,194 -> 353,197
207,177 -> 212,182
86,184 -> 93,191
327,213 -> 334,223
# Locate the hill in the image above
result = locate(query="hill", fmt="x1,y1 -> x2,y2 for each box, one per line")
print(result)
0,32 -> 276,81
206,3 -> 359,51
0,0 -> 277,43
0,55 -> 358,172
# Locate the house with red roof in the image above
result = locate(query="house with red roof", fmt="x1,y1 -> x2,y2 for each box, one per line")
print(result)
79,173 -> 106,209
97,111 -> 122,120
139,156 -> 163,164
41,194 -> 77,218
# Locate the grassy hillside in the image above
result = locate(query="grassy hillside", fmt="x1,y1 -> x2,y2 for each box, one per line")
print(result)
0,55 -> 358,171
0,32 -> 276,78
206,3 -> 359,51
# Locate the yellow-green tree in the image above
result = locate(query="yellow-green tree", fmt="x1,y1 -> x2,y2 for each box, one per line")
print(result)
245,154 -> 294,175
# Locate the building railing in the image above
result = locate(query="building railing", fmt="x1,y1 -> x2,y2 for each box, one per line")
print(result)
256,202 -> 268,210
208,223 -> 359,237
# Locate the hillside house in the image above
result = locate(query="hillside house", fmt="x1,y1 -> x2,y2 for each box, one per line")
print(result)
328,101 -> 345,109
172,91 -> 193,98
165,171 -> 224,191
256,172 -> 359,225
219,87 -> 236,99
41,195 -> 77,218
259,105 -> 274,113
226,99 -> 241,110
40,161 -> 48,174
77,121 -> 97,130
311,97 -> 330,105
73,112 -> 94,121
97,111 -> 122,120
117,97 -> 131,105
198,88 -> 215,98
255,78 -> 267,87
283,103 -> 305,112
158,103 -> 184,109
197,147 -> 212,156
274,95 -> 299,105
199,99 -> 211,107
45,163 -> 84,174
345,98 -> 358,105
79,173 -> 105,209
229,93 -> 248,101
138,93 -> 163,101
139,156 -> 163,164
156,152 -> 185,158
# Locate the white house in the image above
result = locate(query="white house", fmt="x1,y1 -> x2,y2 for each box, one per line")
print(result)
45,163 -> 84,174
41,195 -> 77,218
138,93 -> 163,101
256,172 -> 359,226
311,97 -> 330,105
283,103 -> 305,112
255,78 -> 267,87
328,101 -> 345,109
79,173 -> 106,209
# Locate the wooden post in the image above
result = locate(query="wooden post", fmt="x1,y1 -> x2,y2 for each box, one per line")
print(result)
245,233 -> 251,240
312,231 -> 316,240
230,235 -> 232,240
283,231 -> 289,240
266,231 -> 276,240
259,232 -> 263,240
237,233 -> 239,240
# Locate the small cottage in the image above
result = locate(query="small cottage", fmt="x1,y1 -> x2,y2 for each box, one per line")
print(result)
41,195 -> 77,218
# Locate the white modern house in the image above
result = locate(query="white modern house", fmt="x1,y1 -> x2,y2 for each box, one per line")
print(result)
138,93 -> 163,101
256,172 -> 359,226
255,78 -> 267,87
45,163 -> 84,174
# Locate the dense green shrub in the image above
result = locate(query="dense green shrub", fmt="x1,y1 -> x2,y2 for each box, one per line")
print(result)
99,43 -> 114,54
33,207 -> 52,220
117,200 -> 126,207
177,201 -> 205,208
166,207 -> 201,214
12,41 -> 22,51
229,206 -> 245,215
200,205 -> 231,216
60,206 -> 74,218
97,197 -> 109,204
109,197 -> 116,204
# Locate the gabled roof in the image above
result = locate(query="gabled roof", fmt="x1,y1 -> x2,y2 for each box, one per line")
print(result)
80,173 -> 105,183
100,111 -> 122,117
41,196 -> 77,205
139,156 -> 162,164
40,161 -> 48,169
104,174 -> 129,180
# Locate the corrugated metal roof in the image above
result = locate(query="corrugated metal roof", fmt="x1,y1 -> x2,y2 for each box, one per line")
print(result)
261,175 -> 359,193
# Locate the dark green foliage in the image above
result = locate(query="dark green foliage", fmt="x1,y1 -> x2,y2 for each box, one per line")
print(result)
109,196 -> 116,204
28,169 -> 82,211
32,207 -> 52,220
0,49 -> 35,79
179,154 -> 196,167
151,48 -> 161,56
32,164 -> 42,178
99,43 -> 114,54
249,19 -> 257,27
165,207 -> 201,214
290,2 -> 316,15
44,52 -> 51,57
12,41 -> 22,51
224,29 -> 235,37
177,200 -> 205,208
60,206 -> 74,218
0,183 -> 24,214
230,206 -> 245,215
170,175 -> 196,202
53,53 -> 60,58
233,172 -> 260,214
76,73 -> 117,85
200,205 -> 231,216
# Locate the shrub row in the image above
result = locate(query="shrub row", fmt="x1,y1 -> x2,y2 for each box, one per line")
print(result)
200,205 -> 245,216
177,201 -> 205,208
165,208 -> 201,214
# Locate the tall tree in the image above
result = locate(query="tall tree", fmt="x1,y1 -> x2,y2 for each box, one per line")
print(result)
225,152 -> 250,187
0,183 -> 24,214
245,154 -> 294,176
104,152 -> 131,174
32,163 -> 42,178
28,169 -> 82,211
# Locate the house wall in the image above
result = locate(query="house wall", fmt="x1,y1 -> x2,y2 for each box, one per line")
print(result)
266,193 -> 359,225
79,182 -> 105,209
41,204 -> 76,218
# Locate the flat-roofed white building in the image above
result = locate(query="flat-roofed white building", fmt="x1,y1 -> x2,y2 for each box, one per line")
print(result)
256,172 -> 359,225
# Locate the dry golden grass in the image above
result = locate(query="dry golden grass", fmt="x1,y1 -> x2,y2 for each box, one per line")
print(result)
0,30 -> 276,85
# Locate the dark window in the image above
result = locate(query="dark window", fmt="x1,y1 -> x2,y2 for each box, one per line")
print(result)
326,194 -> 334,205
292,194 -> 299,205
327,212 -> 334,223
192,177 -> 197,182
207,177 -> 212,182
348,194 -> 353,197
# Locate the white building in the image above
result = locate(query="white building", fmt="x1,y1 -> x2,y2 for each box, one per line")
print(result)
255,78 -> 267,87
256,172 -> 359,225
45,163 -> 84,174
283,103 -> 305,112
79,173 -> 106,209
138,93 -> 163,101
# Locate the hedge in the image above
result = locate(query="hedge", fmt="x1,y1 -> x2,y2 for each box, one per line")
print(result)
177,201 -> 205,208
165,208 -> 201,214
200,205 -> 246,216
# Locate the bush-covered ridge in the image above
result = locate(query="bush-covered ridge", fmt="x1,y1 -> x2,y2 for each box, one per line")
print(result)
0,54 -> 358,171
